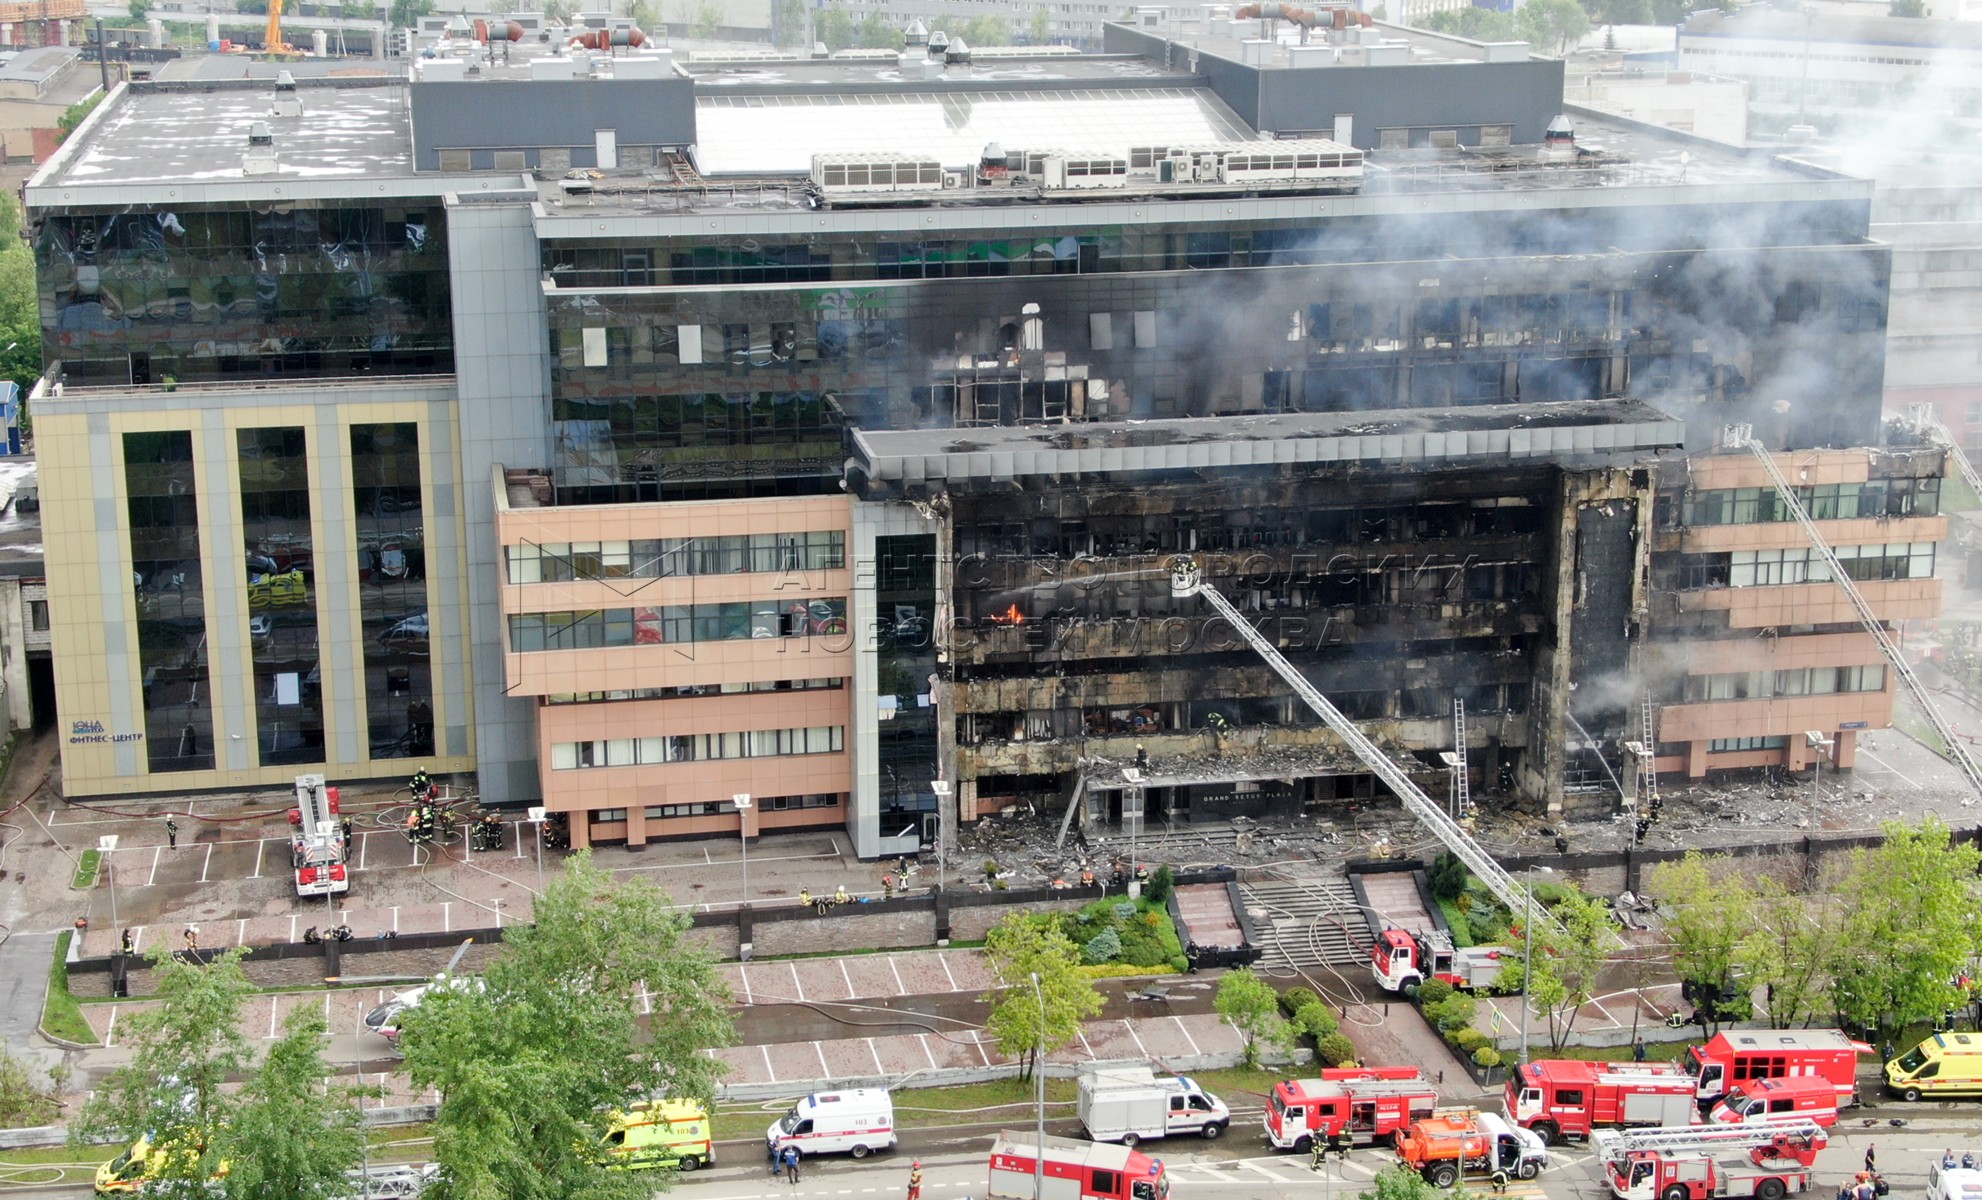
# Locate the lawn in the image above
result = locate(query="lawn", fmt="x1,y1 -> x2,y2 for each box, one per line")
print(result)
42,931 -> 98,1046
71,849 -> 99,890
1521,1040 -> 1689,1063
1435,897 -> 1475,948
1060,894 -> 1186,971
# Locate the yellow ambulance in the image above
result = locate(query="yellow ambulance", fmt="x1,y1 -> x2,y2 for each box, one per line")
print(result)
600,1099 -> 714,1171
1887,1032 -> 1982,1101
94,1134 -> 229,1195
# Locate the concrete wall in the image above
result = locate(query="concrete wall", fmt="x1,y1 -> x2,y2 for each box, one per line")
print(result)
408,78 -> 695,172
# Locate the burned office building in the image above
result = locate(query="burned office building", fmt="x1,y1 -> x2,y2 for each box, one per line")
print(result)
25,14 -> 1921,847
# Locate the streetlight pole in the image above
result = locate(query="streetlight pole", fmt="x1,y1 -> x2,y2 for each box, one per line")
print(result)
1030,970 -> 1046,1200
1123,768 -> 1143,898
526,806 -> 546,899
733,794 -> 752,911
98,834 -> 119,930
1518,866 -> 1552,1068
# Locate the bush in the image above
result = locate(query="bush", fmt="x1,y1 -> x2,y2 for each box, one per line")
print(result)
1077,961 -> 1176,980
1473,1047 -> 1502,1068
1316,1033 -> 1357,1067
1428,850 -> 1468,902
1169,955 -> 1189,973
1425,994 -> 1477,1035
1416,978 -> 1455,1006
1113,901 -> 1136,920
1146,864 -> 1176,904
1453,1028 -> 1488,1053
1295,1001 -> 1338,1041
1279,986 -> 1320,1017
983,859 -> 1000,877
1083,929 -> 1123,964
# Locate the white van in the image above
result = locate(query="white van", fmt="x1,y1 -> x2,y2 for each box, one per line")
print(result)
766,1089 -> 896,1160
1928,1159 -> 1982,1200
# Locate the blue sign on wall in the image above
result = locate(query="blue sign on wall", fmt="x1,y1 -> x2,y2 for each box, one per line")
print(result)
0,381 -> 20,456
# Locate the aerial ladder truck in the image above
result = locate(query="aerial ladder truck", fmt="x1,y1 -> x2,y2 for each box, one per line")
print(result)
1594,1121 -> 1828,1200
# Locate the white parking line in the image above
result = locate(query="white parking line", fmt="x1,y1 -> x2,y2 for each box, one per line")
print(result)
512,822 -> 525,858
236,919 -> 246,946
391,907 -> 400,933
761,1045 -> 777,1083
442,902 -> 451,933
199,843 -> 213,883
839,959 -> 855,999
916,1034 -> 936,1069
146,845 -> 161,887
1123,1019 -> 1149,1057
866,1037 -> 884,1076
267,997 -> 280,1039
1859,747 -> 1922,789
359,831 -> 370,872
938,953 -> 959,992
105,1007 -> 119,1045
252,838 -> 265,878
1171,1014 -> 1202,1056
789,962 -> 805,1003
739,964 -> 754,1005
814,1042 -> 830,1079
888,955 -> 906,995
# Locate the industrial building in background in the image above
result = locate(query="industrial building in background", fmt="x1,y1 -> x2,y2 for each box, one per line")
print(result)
22,8 -> 1937,853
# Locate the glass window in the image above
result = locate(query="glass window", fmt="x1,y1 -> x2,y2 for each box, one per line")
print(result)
352,423 -> 431,762
240,427 -> 323,768
126,431 -> 213,773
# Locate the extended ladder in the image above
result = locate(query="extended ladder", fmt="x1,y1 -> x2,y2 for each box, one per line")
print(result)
1592,1120 -> 1826,1160
1721,426 -> 1982,801
1171,560 -> 1585,942
1637,691 -> 1660,817
1906,404 -> 1982,500
1452,699 -> 1474,820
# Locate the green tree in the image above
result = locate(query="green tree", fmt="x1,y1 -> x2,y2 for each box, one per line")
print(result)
1829,818 -> 1982,1038
400,850 -> 736,1200
1497,888 -> 1614,1052
71,947 -> 255,1199
772,0 -> 805,46
221,1007 -> 372,1200
1648,851 -> 1754,1033
854,10 -> 900,47
127,0 -> 148,20
1214,967 -> 1294,1069
0,194 -> 40,402
629,0 -> 660,34
1427,851 -> 1468,902
816,5 -> 854,50
1027,5 -> 1050,43
1362,1162 -> 1448,1200
984,914 -> 1104,1080
0,1047 -> 60,1127
1743,875 -> 1842,1029
386,0 -> 431,32
1517,0 -> 1589,54
1422,6 -> 1518,38
691,0 -> 722,37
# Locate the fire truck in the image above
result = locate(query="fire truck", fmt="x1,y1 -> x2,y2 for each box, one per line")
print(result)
1372,927 -> 1505,995
987,1129 -> 1167,1200
1594,1120 -> 1827,1200
1507,1059 -> 1699,1143
1683,1030 -> 1869,1109
1393,1108 -> 1550,1188
289,774 -> 348,898
1265,1070 -> 1438,1152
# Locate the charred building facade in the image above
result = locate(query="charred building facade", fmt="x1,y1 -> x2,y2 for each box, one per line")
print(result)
23,20 -> 1926,847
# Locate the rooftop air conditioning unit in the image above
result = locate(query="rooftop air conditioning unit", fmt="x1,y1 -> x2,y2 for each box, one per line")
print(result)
243,120 -> 278,175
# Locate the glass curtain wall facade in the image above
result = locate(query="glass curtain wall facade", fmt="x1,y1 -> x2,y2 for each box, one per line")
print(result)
36,203 -> 454,386
240,427 -> 323,766
351,422 -> 432,760
125,430 -> 213,772
875,533 -> 936,841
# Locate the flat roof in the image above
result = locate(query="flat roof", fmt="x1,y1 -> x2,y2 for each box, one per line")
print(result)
1184,22 -> 1532,67
852,399 -> 1684,485
0,46 -> 79,84
685,51 -> 1186,87
693,86 -> 1255,175
1681,7 -> 1982,50
35,78 -> 414,187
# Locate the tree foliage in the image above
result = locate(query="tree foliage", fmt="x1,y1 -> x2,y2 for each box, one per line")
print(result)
771,0 -> 806,46
983,914 -> 1105,1080
0,1047 -> 59,1128
1214,967 -> 1294,1069
1496,887 -> 1614,1052
691,1 -> 722,38
71,948 -> 256,1200
816,6 -> 854,50
1744,875 -> 1843,1029
1516,0 -> 1589,54
1420,7 -> 1518,40
1829,818 -> 1982,1037
221,1006 -> 373,1200
1648,851 -> 1753,1033
400,850 -> 736,1200
1363,1162 -> 1449,1200
0,193 -> 39,403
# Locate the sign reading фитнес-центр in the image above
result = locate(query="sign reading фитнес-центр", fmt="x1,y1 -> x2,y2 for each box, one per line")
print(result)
69,719 -> 143,745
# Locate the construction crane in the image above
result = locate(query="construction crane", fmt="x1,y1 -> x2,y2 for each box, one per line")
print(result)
1719,425 -> 1982,801
264,0 -> 300,57
1168,559 -> 1582,941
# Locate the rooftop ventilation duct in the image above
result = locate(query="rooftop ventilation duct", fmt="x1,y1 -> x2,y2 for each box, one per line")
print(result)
271,68 -> 302,117
944,35 -> 970,64
904,18 -> 928,46
244,120 -> 277,175
926,29 -> 948,58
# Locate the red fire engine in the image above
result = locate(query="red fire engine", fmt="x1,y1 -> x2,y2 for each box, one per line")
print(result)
1684,1031 -> 1870,1109
1264,1070 -> 1438,1152
1507,1060 -> 1699,1144
987,1130 -> 1167,1200
1595,1121 -> 1827,1200
1372,927 -> 1505,994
